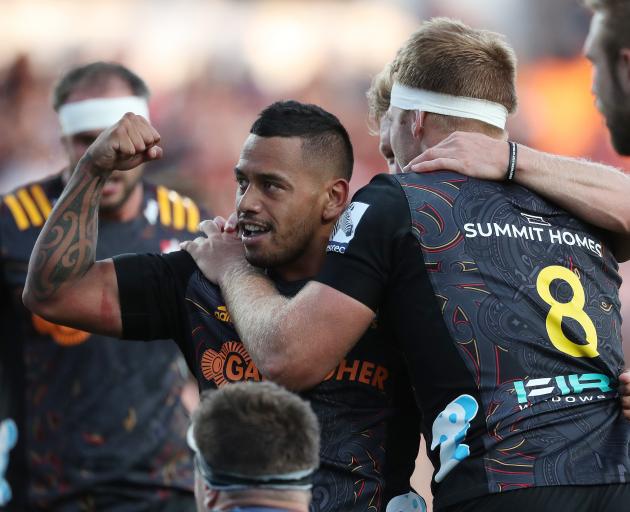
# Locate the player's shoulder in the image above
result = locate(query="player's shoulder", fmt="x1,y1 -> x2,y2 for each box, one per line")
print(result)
141,182 -> 207,235
187,269 -> 227,310
358,171 -> 465,202
0,175 -> 62,233
328,173 -> 411,254
351,172 -> 406,204
394,169 -> 469,192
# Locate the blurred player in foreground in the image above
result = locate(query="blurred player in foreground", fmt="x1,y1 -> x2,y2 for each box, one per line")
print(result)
188,381 -> 319,512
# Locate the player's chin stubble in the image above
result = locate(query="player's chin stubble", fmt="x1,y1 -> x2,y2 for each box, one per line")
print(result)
244,229 -> 311,271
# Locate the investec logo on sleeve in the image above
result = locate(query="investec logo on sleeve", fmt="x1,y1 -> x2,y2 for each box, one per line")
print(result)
327,202 -> 370,254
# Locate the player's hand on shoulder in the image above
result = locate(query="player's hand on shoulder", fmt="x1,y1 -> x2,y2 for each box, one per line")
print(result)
85,113 -> 162,173
620,370 -> 630,421
180,216 -> 245,285
404,131 -> 507,180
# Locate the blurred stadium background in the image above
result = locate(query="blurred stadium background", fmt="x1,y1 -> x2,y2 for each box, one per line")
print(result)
2,0 -> 630,508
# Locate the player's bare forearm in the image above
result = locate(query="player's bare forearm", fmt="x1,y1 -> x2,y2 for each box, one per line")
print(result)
25,155 -> 106,302
180,219 -> 306,384
183,219 -> 375,389
516,147 -> 630,261
516,146 -> 630,234
22,155 -> 123,337
218,266 -> 373,390
217,263 -> 299,383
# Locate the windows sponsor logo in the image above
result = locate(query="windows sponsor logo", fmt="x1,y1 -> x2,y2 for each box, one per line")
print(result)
513,372 -> 613,406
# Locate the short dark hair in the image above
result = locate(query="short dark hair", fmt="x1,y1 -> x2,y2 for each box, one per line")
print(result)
250,100 -> 354,180
52,62 -> 150,111
193,381 -> 320,478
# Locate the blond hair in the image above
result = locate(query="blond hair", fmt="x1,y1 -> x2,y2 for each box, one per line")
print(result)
366,62 -> 394,133
392,17 -> 517,135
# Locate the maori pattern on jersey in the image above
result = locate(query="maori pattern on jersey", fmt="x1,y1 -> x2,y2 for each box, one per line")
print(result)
397,172 -> 628,493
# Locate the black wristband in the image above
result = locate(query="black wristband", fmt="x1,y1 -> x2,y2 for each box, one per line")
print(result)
506,141 -> 517,181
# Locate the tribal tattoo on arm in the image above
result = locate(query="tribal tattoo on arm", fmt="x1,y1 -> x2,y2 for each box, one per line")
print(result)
26,157 -> 107,300
23,113 -> 161,331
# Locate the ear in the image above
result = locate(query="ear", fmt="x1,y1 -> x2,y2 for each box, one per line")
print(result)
618,48 -> 630,95
322,178 -> 350,223
411,110 -> 428,140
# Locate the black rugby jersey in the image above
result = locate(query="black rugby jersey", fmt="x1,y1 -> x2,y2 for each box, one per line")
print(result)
316,172 -> 629,509
0,175 -> 203,510
114,251 -> 421,512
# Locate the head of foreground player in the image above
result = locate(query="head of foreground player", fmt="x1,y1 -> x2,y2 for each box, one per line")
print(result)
388,17 -> 517,168
584,0 -> 630,155
189,381 -> 320,512
235,100 -> 353,280
53,62 -> 150,218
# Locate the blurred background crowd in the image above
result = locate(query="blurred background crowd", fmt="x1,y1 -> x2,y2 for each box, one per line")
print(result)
2,0 -> 630,504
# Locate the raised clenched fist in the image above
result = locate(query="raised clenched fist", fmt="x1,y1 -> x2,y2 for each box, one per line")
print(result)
85,113 -> 162,173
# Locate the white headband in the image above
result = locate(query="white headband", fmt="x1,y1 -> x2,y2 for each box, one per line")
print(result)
58,96 -> 150,135
390,82 -> 508,129
186,424 -> 315,491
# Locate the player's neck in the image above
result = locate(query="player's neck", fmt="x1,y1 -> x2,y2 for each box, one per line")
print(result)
272,233 -> 328,282
99,184 -> 143,223
420,128 -> 448,152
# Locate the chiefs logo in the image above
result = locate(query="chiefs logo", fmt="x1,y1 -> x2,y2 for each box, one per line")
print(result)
32,314 -> 91,346
200,341 -> 262,387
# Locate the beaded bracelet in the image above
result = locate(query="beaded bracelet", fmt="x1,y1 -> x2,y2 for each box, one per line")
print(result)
506,141 -> 517,181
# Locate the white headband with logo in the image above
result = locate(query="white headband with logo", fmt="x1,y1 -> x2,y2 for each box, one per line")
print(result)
58,96 -> 150,135
390,82 -> 508,129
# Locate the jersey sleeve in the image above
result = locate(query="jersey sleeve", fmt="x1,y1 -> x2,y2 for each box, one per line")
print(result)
113,250 -> 196,341
315,174 -> 410,311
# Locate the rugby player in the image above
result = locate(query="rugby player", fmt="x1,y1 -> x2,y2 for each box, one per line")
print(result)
402,1 -> 630,420
1,62 -> 201,510
181,19 -> 630,511
188,381 -> 320,512
23,101 -> 422,511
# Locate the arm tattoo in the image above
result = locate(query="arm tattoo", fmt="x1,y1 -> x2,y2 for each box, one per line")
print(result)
28,165 -> 107,300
